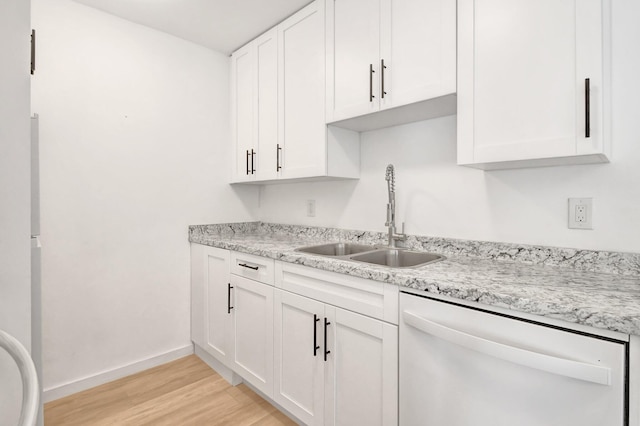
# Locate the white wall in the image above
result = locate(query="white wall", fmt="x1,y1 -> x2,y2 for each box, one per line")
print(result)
32,0 -> 258,396
259,0 -> 640,254
0,0 -> 31,423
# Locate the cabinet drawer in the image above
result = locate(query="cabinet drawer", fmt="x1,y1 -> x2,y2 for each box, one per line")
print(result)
275,261 -> 398,324
230,251 -> 275,285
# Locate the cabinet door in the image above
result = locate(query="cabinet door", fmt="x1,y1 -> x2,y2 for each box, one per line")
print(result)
254,29 -> 279,181
457,0 -> 606,167
231,43 -> 255,182
326,0 -> 381,122
324,306 -> 398,426
379,0 -> 456,110
230,275 -> 274,398
191,245 -> 233,366
278,0 -> 327,180
191,244 -> 206,348
274,290 -> 326,425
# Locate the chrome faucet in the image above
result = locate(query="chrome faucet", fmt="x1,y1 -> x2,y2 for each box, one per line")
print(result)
385,164 -> 406,248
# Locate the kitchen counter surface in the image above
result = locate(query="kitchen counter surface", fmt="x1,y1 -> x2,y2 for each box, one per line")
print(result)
189,222 -> 640,337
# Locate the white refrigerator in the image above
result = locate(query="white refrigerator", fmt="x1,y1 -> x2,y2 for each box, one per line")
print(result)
31,114 -> 43,426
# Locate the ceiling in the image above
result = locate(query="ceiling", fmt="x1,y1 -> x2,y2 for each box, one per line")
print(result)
72,0 -> 312,54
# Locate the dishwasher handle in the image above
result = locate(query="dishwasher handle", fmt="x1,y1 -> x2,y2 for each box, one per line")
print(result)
402,310 -> 611,386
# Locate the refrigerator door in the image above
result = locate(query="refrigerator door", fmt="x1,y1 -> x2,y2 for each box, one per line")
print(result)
31,114 -> 40,237
399,292 -> 627,426
31,114 -> 43,426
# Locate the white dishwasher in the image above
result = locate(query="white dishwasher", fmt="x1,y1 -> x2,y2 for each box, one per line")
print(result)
399,291 -> 628,426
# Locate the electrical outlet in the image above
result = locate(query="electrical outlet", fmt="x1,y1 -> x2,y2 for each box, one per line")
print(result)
306,200 -> 316,217
568,198 -> 593,229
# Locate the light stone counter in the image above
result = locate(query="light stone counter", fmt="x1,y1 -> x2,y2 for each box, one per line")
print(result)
189,222 -> 640,336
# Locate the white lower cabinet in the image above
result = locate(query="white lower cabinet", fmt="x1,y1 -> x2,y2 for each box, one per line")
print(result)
192,245 -> 398,425
190,244 -> 274,398
230,274 -> 274,397
191,244 -> 637,426
323,305 -> 398,426
273,290 -> 326,425
273,290 -> 398,426
191,244 -> 233,365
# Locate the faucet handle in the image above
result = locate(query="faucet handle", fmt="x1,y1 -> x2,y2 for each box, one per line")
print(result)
399,222 -> 407,239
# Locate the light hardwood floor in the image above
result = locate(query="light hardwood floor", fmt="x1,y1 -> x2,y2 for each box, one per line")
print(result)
44,355 -> 297,425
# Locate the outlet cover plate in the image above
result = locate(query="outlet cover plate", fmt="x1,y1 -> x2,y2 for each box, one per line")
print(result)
306,200 -> 316,217
568,198 -> 593,229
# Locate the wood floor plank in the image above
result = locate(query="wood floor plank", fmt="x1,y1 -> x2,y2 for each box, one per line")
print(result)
45,356 -> 218,424
44,355 -> 297,426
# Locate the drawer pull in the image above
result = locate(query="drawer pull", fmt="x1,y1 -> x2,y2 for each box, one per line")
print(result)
238,263 -> 259,271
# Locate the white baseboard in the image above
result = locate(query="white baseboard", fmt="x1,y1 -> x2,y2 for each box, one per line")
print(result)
193,345 -> 301,425
242,378 -> 303,425
43,345 -> 194,403
193,345 -> 242,386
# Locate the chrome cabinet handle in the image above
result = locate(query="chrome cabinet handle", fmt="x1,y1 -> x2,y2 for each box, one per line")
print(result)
245,150 -> 250,175
585,78 -> 591,138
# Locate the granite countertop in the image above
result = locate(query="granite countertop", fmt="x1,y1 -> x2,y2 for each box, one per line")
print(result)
189,222 -> 640,337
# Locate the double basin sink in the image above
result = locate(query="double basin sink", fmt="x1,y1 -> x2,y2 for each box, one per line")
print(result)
295,242 -> 444,269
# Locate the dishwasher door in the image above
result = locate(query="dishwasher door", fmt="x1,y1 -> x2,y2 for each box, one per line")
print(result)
399,292 -> 627,426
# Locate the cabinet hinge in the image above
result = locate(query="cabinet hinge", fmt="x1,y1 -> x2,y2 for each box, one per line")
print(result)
30,29 -> 36,75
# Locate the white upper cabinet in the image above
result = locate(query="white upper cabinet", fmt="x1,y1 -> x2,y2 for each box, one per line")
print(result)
231,0 -> 360,184
326,0 -> 381,121
255,30 -> 280,181
231,28 -> 278,182
231,43 -> 255,182
457,0 -> 611,170
379,0 -> 456,109
326,0 -> 457,131
278,1 -> 331,180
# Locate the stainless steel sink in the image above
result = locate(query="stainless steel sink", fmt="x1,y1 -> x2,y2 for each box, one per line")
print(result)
295,242 -> 378,257
296,243 -> 444,269
350,249 -> 444,268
